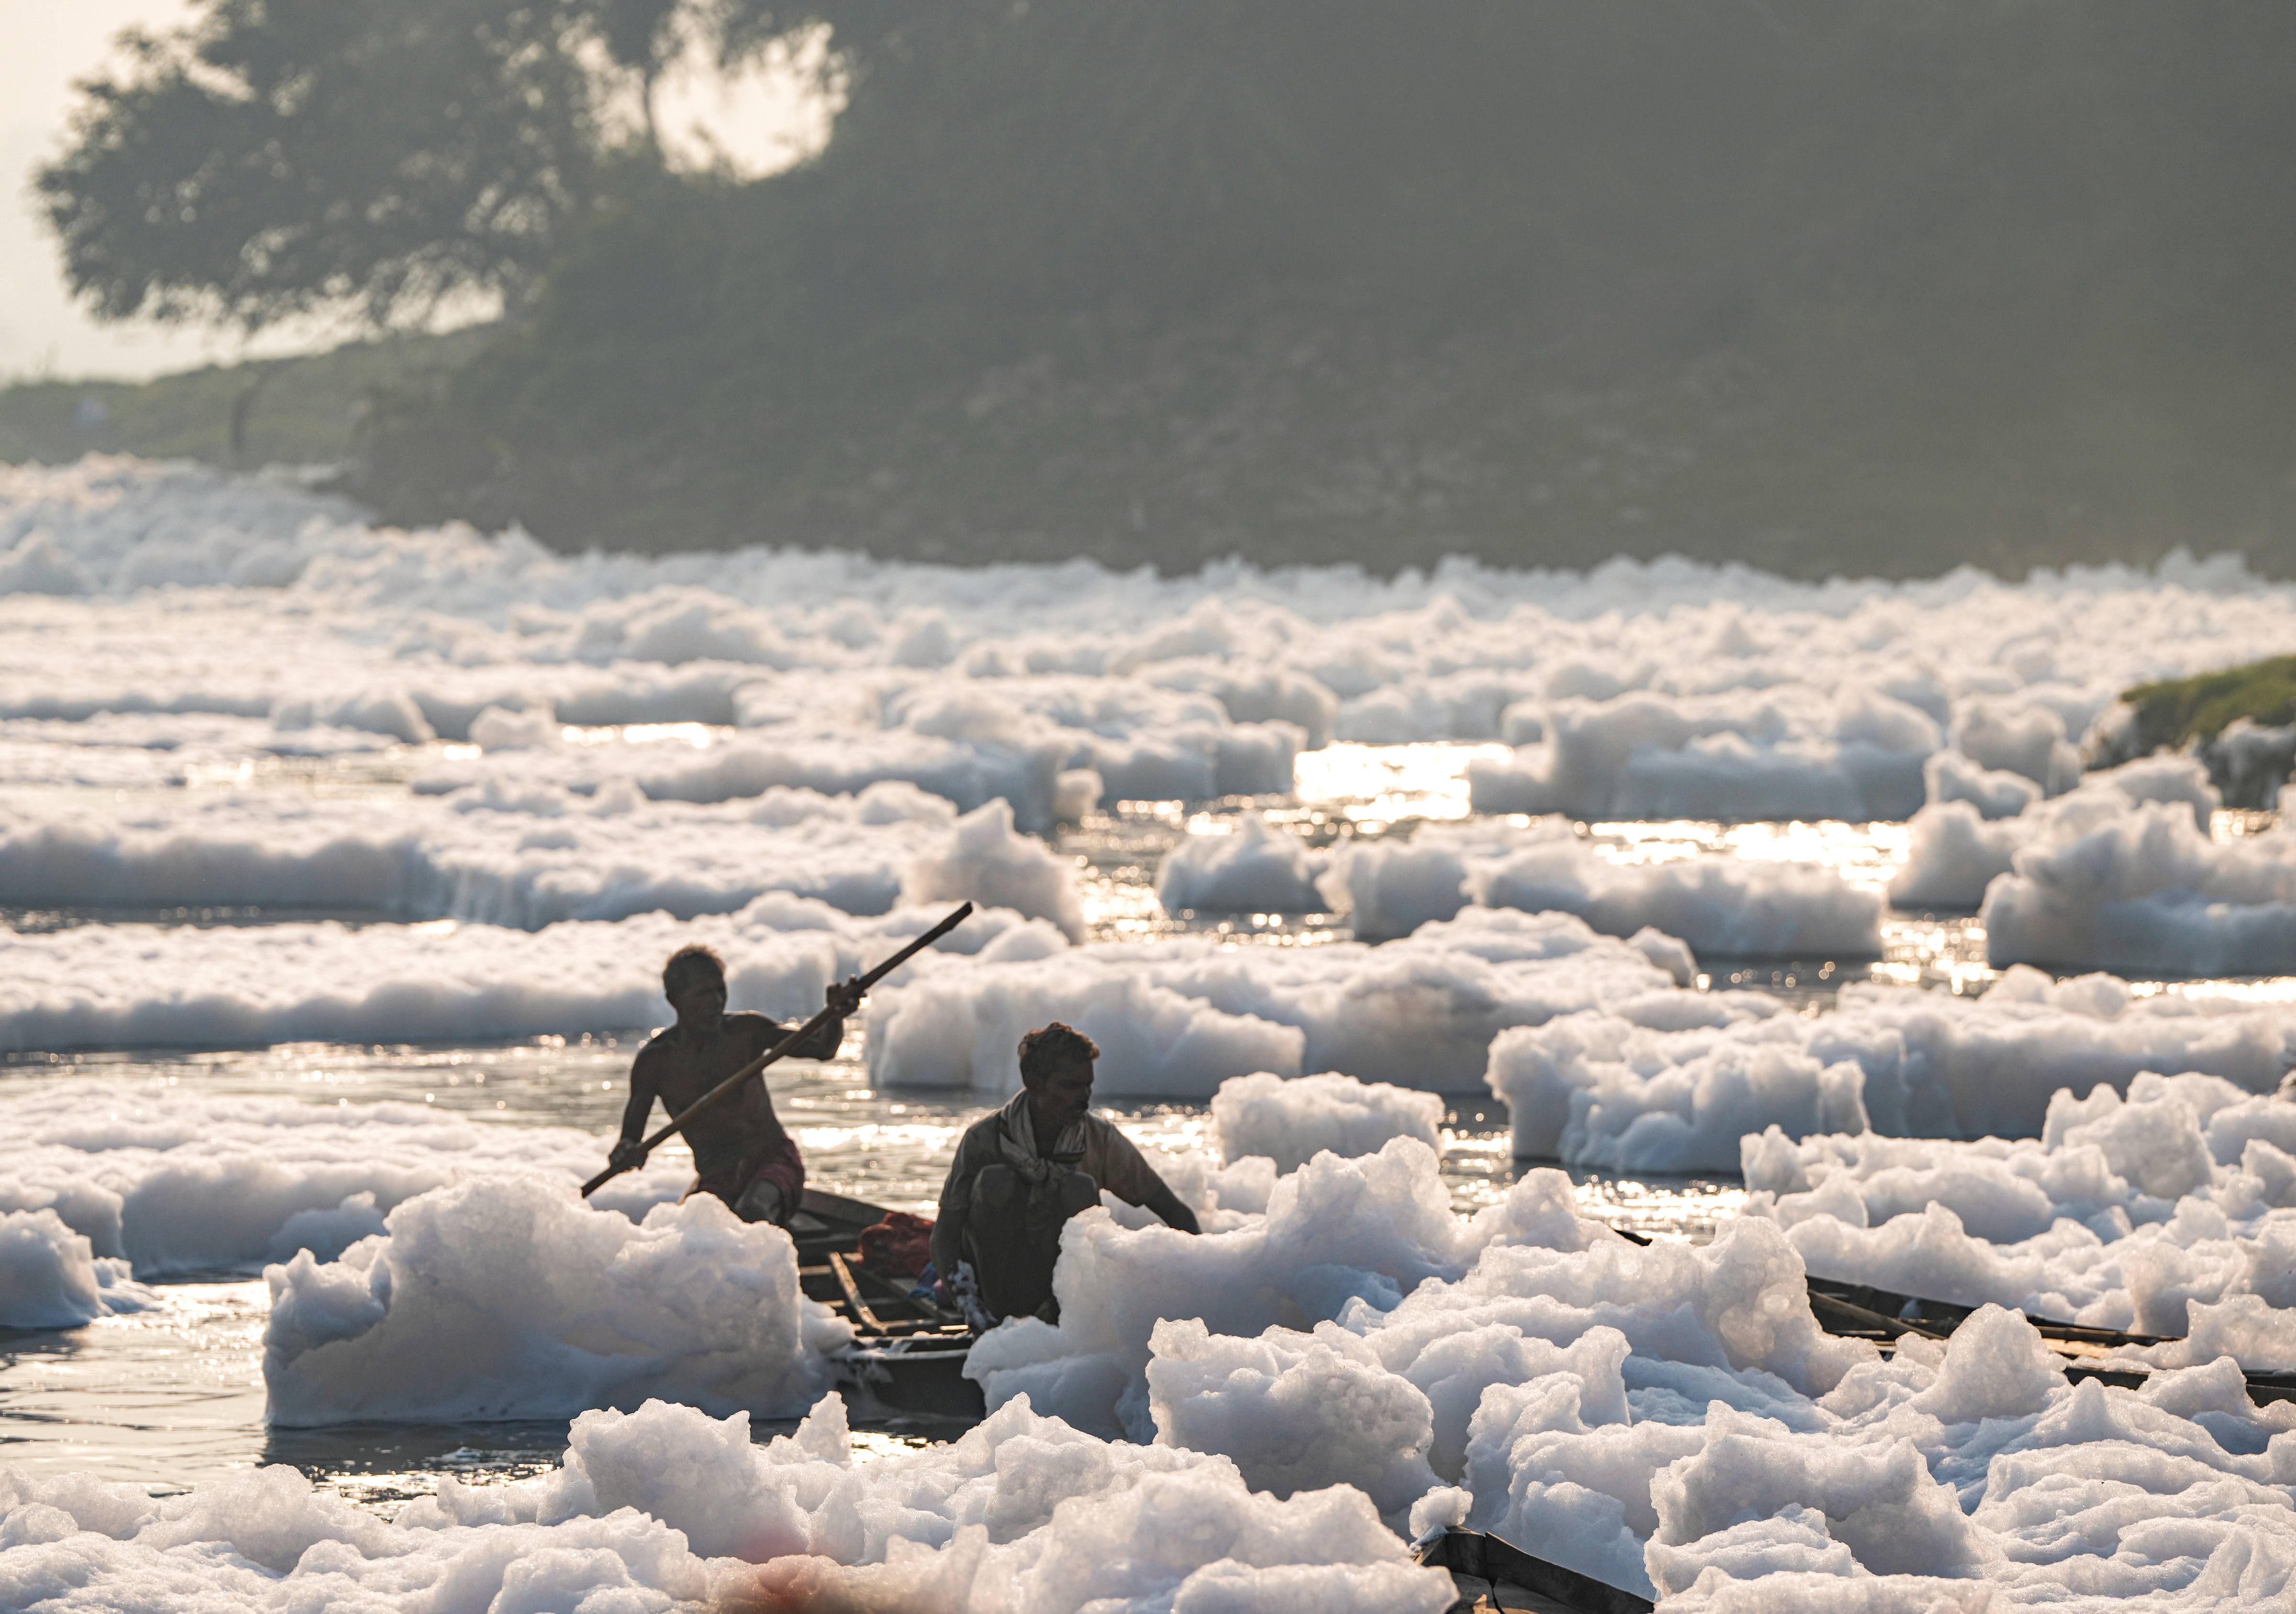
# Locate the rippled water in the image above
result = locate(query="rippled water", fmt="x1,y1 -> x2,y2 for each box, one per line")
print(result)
5,740 -> 2276,1508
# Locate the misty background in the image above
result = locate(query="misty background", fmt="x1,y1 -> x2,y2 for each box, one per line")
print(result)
8,0 -> 2295,579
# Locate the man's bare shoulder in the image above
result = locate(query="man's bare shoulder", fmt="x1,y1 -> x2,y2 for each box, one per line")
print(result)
630,1028 -> 683,1073
723,1010 -> 788,1048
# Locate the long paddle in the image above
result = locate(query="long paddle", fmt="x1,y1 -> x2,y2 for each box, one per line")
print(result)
582,901 -> 975,1197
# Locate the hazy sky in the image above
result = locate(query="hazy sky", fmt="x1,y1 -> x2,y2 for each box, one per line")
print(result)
0,1 -> 282,379
0,0 -> 828,382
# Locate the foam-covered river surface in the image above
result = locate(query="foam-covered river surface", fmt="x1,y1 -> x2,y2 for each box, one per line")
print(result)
0,746 -> 1900,1504
3,767 -> 1767,1505
24,463 -> 2296,1609
6,770 -> 2283,1506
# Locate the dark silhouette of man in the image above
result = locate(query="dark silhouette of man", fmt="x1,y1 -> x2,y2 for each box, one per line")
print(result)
611,945 -> 861,1225
930,1022 -> 1199,1324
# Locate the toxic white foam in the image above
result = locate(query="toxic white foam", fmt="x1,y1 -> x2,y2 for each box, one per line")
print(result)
960,1138 -> 2296,1604
1745,1068 -> 2296,1357
1319,817 -> 1883,957
0,784 -> 1082,936
1155,810 -> 1329,913
0,892 -> 1056,1053
263,1176 -> 851,1425
864,905 -> 1690,1097
1210,1071 -> 1446,1174
1488,965 -> 2292,1171
1885,753 -> 2296,980
0,1208 -> 160,1329
0,1391 -> 1454,1614
8,458 -> 2296,832
0,1080 -> 703,1300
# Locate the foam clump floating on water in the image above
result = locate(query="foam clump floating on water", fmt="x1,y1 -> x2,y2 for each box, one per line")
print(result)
1464,686 -> 1941,824
901,796 -> 1087,940
1899,754 -> 2222,897
1922,744 -> 2044,819
429,672 -> 1297,831
0,777 -> 1082,934
0,1080 -> 702,1280
1155,809 -> 1328,913
1983,809 -> 2296,978
867,905 -> 1681,1098
1489,963 -> 2290,1170
0,892 -> 1053,1053
1210,1070 -> 1445,1173
1317,816 -> 1883,958
0,1206 -> 159,1329
0,710 -> 399,792
967,1145 -> 1854,1443
0,1393 -> 1454,1614
1888,753 -> 2296,975
264,1174 -> 850,1424
1147,1316 -> 1445,1516
1490,991 -> 1870,1172
968,1139 -> 1503,1438
1745,1070 -> 2296,1358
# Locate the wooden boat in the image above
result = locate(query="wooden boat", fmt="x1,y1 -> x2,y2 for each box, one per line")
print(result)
1603,1225 -> 2296,1403
788,1189 -> 986,1422
1804,1273 -> 2296,1404
1414,1528 -> 1655,1614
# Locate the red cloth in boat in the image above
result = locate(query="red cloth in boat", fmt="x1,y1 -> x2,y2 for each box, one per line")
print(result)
859,1211 -> 935,1279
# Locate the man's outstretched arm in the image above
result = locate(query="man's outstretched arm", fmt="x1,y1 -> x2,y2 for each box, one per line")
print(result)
1102,1132 -> 1201,1235
609,1061 -> 658,1171
1143,1182 -> 1202,1236
777,978 -> 864,1061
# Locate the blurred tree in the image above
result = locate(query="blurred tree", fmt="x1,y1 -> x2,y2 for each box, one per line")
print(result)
63,0 -> 2295,570
597,0 -> 687,150
35,0 -> 720,332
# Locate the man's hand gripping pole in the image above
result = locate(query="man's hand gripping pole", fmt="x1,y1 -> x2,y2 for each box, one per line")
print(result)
581,902 -> 975,1198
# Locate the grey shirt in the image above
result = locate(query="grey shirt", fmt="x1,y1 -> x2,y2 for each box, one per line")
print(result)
929,1100 -> 1172,1279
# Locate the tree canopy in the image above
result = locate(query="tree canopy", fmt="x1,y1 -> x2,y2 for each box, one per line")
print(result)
37,0 -> 694,329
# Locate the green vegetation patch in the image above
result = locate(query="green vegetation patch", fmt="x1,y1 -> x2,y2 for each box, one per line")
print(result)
2122,657 -> 2296,753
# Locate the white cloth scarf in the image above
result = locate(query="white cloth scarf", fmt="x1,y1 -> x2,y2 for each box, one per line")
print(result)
997,1089 -> 1086,1185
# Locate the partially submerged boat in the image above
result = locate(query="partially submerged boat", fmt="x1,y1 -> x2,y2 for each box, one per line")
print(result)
1805,1272 -> 2296,1404
1601,1222 -> 2296,1402
787,1189 -> 985,1422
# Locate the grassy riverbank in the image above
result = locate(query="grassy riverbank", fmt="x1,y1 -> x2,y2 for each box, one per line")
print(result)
2123,658 -> 2296,754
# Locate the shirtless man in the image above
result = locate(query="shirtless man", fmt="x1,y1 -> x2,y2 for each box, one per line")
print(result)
930,1022 -> 1198,1325
609,945 -> 862,1225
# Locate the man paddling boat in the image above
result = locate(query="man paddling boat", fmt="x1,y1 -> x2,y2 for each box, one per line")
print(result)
930,1022 -> 1199,1326
609,945 -> 861,1226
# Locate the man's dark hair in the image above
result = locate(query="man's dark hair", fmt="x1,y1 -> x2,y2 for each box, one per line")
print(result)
1018,1021 -> 1100,1084
662,944 -> 726,997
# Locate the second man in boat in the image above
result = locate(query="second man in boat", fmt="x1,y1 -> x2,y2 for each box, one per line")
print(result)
931,1021 -> 1200,1327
